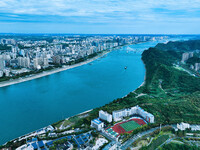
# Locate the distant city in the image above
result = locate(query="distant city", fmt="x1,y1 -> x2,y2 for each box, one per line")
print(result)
0,35 -> 167,79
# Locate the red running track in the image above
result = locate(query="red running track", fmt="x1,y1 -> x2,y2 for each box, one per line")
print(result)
112,118 -> 146,134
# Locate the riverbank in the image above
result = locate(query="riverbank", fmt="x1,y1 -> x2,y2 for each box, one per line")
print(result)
0,41 -> 149,145
0,42 -> 145,88
0,51 -> 110,88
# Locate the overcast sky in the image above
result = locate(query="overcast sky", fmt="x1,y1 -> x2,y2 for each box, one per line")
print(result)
0,0 -> 200,34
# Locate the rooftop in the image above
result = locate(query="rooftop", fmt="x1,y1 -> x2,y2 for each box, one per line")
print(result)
92,118 -> 103,125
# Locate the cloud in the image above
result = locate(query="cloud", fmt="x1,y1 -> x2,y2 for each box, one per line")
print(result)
0,0 -> 200,33
0,0 -> 199,17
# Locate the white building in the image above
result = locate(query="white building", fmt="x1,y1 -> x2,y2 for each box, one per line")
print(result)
33,58 -> 39,69
112,106 -> 137,122
136,106 -> 154,123
17,57 -> 30,68
91,118 -> 104,131
112,109 -> 126,122
99,110 -> 112,123
112,105 -> 154,123
191,125 -> 200,131
0,58 -> 5,70
177,122 -> 190,131
43,58 -> 49,67
0,70 -> 3,77
4,69 -> 10,77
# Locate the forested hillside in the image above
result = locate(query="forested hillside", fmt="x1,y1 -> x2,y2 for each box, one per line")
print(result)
155,40 -> 200,52
97,40 -> 200,125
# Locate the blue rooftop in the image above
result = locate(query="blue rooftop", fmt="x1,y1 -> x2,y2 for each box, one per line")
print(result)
32,138 -> 37,142
31,142 -> 38,149
27,140 -> 32,143
92,118 -> 102,125
38,141 -> 44,148
67,135 -> 72,140
46,141 -> 53,147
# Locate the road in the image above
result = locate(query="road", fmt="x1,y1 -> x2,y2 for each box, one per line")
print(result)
100,124 -> 199,149
120,124 -> 177,149
120,127 -> 160,149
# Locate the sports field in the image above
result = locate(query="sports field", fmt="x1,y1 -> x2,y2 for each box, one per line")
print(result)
112,118 -> 146,134
120,120 -> 141,132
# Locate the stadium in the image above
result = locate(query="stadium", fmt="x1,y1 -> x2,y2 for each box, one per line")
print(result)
109,117 -> 147,135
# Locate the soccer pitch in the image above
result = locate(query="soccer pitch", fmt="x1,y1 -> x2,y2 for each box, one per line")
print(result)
120,120 -> 141,132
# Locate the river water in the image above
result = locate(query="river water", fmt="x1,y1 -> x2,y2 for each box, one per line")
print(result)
0,38 -> 187,144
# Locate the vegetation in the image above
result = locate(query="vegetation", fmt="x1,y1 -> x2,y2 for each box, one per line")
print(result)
0,44 -> 12,51
2,39 -> 200,149
0,66 -> 55,82
162,143 -> 200,150
49,138 -> 68,150
0,51 -> 104,83
141,135 -> 169,150
48,40 -> 200,147
186,56 -> 200,65
70,39 -> 200,129
155,40 -> 200,52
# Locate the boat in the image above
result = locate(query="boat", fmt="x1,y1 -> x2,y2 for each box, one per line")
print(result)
124,66 -> 127,69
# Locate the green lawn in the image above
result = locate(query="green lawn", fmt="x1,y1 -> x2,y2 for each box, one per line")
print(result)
120,120 -> 141,132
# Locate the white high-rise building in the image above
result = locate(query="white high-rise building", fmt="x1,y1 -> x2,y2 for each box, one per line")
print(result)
4,69 -> 10,77
112,109 -> 127,122
24,57 -> 30,68
112,105 -> 154,123
0,70 -> 3,77
43,58 -> 49,67
33,58 -> 39,69
99,110 -> 112,123
18,57 -> 30,68
0,58 -> 5,70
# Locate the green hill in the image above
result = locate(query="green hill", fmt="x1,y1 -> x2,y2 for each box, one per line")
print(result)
93,40 -> 200,125
155,40 -> 200,52
52,39 -> 200,132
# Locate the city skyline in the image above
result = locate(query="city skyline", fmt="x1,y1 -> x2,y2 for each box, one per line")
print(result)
0,0 -> 200,34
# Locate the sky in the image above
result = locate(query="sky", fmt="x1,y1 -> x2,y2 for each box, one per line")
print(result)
0,0 -> 200,34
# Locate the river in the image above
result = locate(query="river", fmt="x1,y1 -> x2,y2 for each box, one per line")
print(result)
0,38 -> 188,144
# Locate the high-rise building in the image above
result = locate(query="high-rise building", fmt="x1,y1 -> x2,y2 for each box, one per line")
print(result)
33,58 -> 39,69
17,57 -> 23,67
112,105 -> 154,123
0,70 -> 3,77
24,57 -> 30,68
52,55 -> 61,64
99,110 -> 112,123
0,58 -> 5,70
43,58 -> 48,67
18,57 -> 30,68
4,69 -> 10,77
